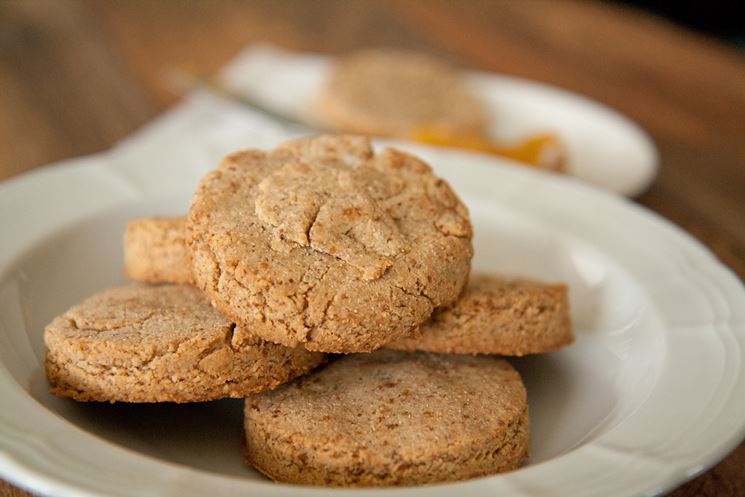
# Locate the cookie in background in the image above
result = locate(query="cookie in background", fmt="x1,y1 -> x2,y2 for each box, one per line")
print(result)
313,49 -> 566,171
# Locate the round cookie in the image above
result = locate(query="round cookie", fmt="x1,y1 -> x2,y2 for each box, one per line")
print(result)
44,284 -> 324,403
244,350 -> 529,487
188,134 -> 473,353
124,217 -> 193,284
313,49 -> 488,138
388,274 -> 573,355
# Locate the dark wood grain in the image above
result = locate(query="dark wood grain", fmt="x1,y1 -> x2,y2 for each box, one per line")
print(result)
0,1 -> 743,496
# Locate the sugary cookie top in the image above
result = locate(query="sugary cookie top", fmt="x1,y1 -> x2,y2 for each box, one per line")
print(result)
253,136 -> 468,279
254,159 -> 409,280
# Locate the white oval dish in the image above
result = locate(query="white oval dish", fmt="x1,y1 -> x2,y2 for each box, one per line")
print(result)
0,141 -> 743,497
223,45 -> 659,196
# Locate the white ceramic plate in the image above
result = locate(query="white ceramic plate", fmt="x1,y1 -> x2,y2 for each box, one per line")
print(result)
0,140 -> 743,497
223,45 -> 659,196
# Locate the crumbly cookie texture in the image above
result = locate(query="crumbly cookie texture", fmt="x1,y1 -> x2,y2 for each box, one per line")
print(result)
313,49 -> 488,138
44,285 -> 324,403
244,350 -> 529,487
188,135 -> 473,353
388,274 -> 573,355
124,217 -> 193,284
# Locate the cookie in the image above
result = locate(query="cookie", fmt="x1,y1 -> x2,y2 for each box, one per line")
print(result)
123,217 -> 193,284
388,274 -> 573,355
313,49 -> 488,138
120,224 -> 571,356
44,284 -> 324,403
188,134 -> 473,353
244,350 -> 529,486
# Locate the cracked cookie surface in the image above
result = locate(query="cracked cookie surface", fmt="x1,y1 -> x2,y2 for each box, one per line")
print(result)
188,135 -> 473,353
44,284 -> 324,403
388,274 -> 574,355
244,349 -> 529,486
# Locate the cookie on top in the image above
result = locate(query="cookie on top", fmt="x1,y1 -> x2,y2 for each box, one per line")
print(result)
188,134 -> 473,353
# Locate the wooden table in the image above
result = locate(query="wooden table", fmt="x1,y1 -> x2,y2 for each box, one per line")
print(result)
1,1 -> 743,496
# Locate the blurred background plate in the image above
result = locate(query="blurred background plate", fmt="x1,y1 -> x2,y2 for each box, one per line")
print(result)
223,45 -> 659,196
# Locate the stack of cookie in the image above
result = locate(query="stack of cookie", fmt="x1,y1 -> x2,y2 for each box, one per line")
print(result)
44,134 -> 573,487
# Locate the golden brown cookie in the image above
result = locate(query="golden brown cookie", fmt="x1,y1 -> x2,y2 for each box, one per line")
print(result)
123,217 -> 193,284
188,135 -> 473,353
44,284 -> 324,403
244,350 -> 529,486
120,224 -> 572,356
313,49 -> 488,138
388,274 -> 573,355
